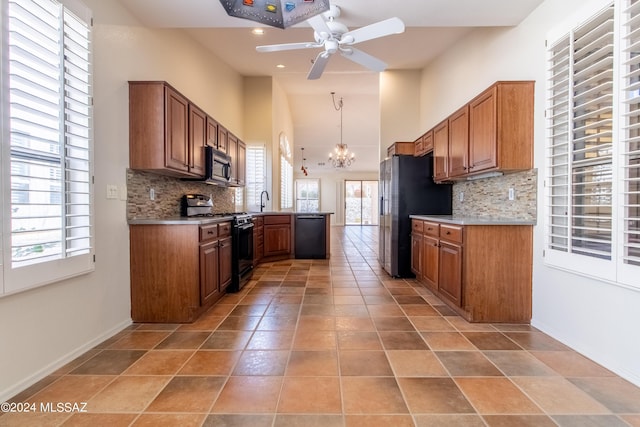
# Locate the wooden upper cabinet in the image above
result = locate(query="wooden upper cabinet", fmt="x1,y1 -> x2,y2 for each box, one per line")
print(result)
468,81 -> 534,175
228,133 -> 238,183
206,116 -> 218,148
164,86 -> 190,173
236,139 -> 246,186
448,105 -> 470,178
129,81 -> 206,178
414,130 -> 433,157
387,141 -> 415,157
188,104 -> 206,177
217,124 -> 228,154
433,119 -> 449,182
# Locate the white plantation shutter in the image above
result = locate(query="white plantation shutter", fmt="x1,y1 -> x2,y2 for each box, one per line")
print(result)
246,144 -> 266,212
3,0 -> 93,294
546,4 -> 615,273
620,0 -> 640,282
279,134 -> 292,210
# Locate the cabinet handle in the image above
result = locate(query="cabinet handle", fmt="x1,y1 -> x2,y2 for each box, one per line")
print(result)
446,231 -> 451,235
207,230 -> 214,235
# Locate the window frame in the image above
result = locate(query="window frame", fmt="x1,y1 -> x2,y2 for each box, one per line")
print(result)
245,143 -> 266,212
544,0 -> 640,290
295,178 -> 320,212
1,0 -> 94,296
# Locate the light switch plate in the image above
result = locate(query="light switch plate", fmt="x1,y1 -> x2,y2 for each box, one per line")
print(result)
106,184 -> 118,200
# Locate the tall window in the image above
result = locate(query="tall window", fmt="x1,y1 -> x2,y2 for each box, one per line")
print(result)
295,179 -> 319,212
279,133 -> 292,210
2,0 -> 94,295
245,144 -> 266,212
545,0 -> 638,287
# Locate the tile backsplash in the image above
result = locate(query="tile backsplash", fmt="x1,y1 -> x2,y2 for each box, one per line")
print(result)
126,170 -> 236,219
451,169 -> 537,221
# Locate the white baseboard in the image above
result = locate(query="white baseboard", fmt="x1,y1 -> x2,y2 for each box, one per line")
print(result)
0,319 -> 133,403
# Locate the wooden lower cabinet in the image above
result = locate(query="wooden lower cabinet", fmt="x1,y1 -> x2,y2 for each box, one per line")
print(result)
410,232 -> 422,278
130,222 -> 231,323
410,219 -> 532,323
263,215 -> 292,260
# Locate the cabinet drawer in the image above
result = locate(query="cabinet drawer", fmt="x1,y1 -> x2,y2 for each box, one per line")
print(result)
199,224 -> 218,242
218,221 -> 232,237
411,219 -> 423,234
264,215 -> 291,225
423,221 -> 439,237
440,224 -> 463,244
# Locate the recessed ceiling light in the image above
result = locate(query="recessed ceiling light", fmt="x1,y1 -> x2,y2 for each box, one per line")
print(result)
252,28 -> 265,35
276,64 -> 286,69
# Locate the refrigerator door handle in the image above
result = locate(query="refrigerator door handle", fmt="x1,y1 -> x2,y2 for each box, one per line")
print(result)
380,196 -> 384,214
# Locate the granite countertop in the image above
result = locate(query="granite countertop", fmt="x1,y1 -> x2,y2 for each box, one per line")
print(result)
128,212 -> 335,225
249,211 -> 334,216
409,214 -> 536,226
128,216 -> 234,225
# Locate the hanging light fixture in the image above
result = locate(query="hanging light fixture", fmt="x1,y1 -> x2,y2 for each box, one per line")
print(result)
300,147 -> 308,176
328,92 -> 355,168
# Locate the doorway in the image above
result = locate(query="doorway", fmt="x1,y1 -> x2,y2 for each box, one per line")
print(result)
345,180 -> 379,225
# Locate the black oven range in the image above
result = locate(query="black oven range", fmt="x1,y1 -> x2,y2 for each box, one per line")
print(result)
229,213 -> 254,292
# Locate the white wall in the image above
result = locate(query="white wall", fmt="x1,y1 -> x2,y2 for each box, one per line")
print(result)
295,170 -> 379,225
0,0 -> 245,400
418,0 -> 640,386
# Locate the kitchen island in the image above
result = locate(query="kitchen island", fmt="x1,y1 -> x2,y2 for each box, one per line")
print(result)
409,214 -> 534,323
251,212 -> 333,263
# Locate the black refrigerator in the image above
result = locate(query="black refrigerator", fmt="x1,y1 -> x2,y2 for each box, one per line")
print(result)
379,154 -> 452,277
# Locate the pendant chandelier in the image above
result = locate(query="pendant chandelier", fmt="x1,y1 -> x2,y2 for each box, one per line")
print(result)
329,92 -> 355,168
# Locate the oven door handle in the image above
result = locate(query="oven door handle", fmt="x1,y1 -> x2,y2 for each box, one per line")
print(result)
236,223 -> 254,231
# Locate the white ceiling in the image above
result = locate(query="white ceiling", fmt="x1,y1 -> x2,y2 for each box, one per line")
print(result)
118,0 -> 544,172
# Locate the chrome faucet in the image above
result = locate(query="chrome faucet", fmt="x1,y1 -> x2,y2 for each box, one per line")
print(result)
260,190 -> 270,212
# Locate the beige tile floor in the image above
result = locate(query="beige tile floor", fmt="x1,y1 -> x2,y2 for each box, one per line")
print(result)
2,226 -> 640,426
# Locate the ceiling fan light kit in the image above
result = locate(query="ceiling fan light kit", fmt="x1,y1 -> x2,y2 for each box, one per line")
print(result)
219,0 -> 330,29
255,4 -> 405,79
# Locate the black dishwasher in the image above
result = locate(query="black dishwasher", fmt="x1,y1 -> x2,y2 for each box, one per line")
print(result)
295,215 -> 326,259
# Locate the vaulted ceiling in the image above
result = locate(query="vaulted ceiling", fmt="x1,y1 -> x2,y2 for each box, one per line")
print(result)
118,0 -> 544,172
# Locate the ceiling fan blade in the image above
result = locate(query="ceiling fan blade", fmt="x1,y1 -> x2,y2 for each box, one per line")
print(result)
307,14 -> 332,39
340,47 -> 387,72
256,42 -> 319,53
340,17 -> 405,45
307,51 -> 331,80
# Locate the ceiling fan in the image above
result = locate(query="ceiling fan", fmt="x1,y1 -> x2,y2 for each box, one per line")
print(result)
255,5 -> 405,80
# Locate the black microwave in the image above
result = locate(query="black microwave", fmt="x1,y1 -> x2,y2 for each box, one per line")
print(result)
205,145 -> 231,185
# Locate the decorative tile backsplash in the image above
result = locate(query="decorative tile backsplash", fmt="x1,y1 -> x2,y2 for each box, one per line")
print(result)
451,169 -> 537,221
126,170 -> 236,219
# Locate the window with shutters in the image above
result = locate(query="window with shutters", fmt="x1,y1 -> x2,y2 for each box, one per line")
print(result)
279,133 -> 293,210
245,144 -> 266,212
1,0 -> 94,295
545,0 -> 640,288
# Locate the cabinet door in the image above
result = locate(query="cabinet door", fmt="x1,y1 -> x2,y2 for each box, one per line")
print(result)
438,241 -> 463,306
199,240 -> 220,306
264,224 -> 291,256
218,236 -> 233,292
410,233 -> 422,278
188,104 -> 206,177
422,235 -> 439,292
422,130 -> 434,154
206,116 -> 218,147
217,124 -> 228,153
228,133 -> 238,183
433,119 -> 449,181
469,86 -> 498,173
236,140 -> 246,186
448,105 -> 469,177
164,87 -> 189,172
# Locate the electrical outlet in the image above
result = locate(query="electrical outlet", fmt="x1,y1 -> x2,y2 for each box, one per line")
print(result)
149,188 -> 155,201
459,191 -> 464,202
508,188 -> 515,201
119,185 -> 127,201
